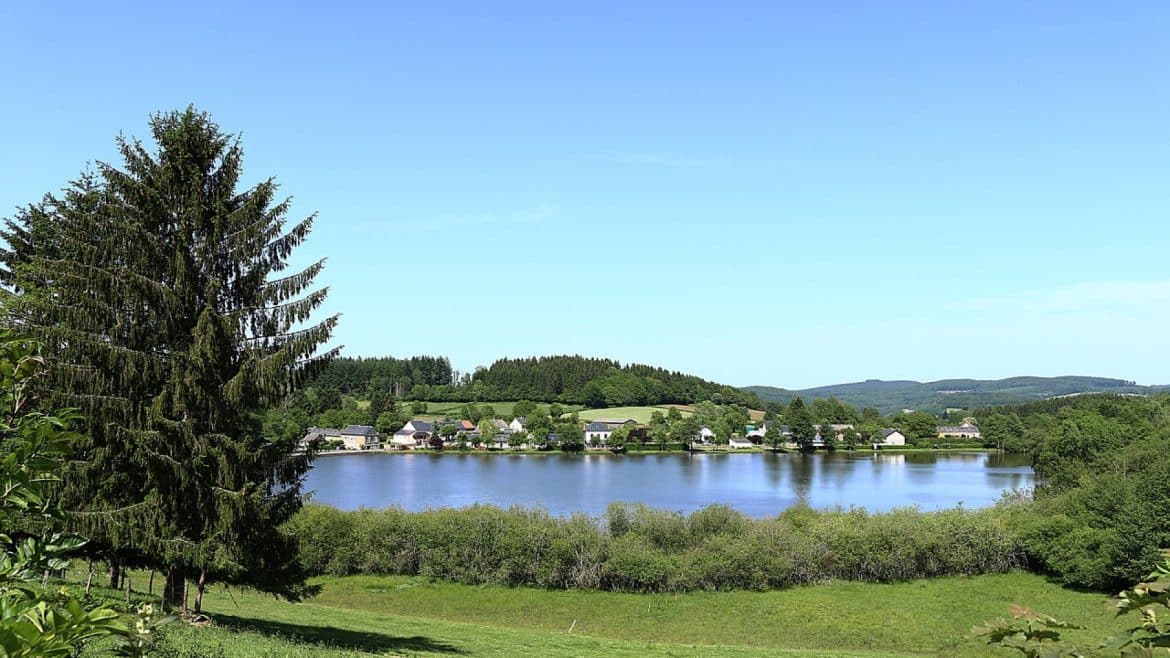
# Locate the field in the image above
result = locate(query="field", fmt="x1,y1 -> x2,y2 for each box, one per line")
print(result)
578,405 -> 766,423
83,571 -> 1126,657
577,405 -> 694,423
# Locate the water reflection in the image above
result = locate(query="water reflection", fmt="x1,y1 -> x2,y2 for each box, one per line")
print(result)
304,451 -> 1034,518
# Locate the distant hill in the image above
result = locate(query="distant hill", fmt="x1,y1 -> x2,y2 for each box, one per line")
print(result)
743,376 -> 1170,415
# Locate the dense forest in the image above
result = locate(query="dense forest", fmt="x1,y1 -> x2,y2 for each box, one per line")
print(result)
309,354 -> 762,408
310,355 -> 454,395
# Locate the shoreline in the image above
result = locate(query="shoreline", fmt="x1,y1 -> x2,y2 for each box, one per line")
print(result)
311,446 -> 1000,457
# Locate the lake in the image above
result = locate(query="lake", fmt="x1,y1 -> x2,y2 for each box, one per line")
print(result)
304,451 -> 1033,517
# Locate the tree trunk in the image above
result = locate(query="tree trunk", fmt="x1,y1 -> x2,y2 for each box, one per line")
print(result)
193,569 -> 207,614
107,559 -> 121,589
162,566 -> 186,611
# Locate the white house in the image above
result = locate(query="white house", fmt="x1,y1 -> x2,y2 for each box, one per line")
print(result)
747,421 -> 787,440
392,420 -> 434,449
584,421 -> 614,446
728,437 -> 753,449
874,428 -> 907,448
340,425 -> 382,450
696,426 -> 716,444
936,421 -> 981,439
509,417 -> 527,434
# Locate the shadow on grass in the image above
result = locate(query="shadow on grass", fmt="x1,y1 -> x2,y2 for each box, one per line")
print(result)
211,613 -> 468,654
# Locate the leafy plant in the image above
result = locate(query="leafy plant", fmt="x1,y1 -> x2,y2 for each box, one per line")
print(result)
1102,556 -> 1170,657
0,331 -> 161,656
975,556 -> 1170,658
972,605 -> 1085,657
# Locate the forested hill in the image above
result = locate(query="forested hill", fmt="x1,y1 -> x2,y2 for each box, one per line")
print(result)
744,376 -> 1168,415
312,355 -> 761,408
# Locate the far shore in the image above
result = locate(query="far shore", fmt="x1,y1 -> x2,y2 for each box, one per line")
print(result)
311,446 -> 997,457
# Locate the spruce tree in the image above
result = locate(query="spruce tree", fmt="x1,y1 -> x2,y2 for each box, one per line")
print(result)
1,107 -> 338,610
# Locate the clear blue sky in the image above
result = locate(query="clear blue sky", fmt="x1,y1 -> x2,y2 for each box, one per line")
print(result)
2,1 -> 1167,388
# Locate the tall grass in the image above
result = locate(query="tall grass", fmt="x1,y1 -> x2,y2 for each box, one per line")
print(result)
287,502 -> 1023,593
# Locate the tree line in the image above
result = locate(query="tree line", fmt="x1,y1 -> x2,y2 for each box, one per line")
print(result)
307,354 -> 763,409
310,355 -> 453,396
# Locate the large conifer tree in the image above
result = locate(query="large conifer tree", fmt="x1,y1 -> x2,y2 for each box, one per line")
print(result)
1,107 -> 338,609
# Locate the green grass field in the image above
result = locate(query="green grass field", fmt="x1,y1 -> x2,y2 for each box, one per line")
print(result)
577,405 -> 695,423
83,571 -> 1126,657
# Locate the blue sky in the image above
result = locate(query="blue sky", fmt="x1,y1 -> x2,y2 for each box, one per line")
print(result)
1,1 -> 1167,388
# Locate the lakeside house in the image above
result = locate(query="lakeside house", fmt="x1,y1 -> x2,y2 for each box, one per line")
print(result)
936,421 -> 981,439
746,421 -> 789,441
728,437 -> 753,449
584,421 -> 614,446
393,419 -> 434,449
874,428 -> 907,448
299,426 -> 341,451
696,426 -> 716,444
829,423 -> 855,440
301,425 -> 380,451
509,417 -> 527,433
341,425 -> 382,450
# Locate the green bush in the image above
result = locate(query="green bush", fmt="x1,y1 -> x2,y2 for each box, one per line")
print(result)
286,501 -> 1026,594
601,535 -> 677,592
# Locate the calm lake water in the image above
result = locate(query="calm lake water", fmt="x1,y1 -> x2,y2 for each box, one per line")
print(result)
304,451 -> 1033,517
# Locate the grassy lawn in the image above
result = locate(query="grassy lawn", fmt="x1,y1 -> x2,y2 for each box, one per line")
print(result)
301,573 -> 1124,657
83,571 -> 1126,657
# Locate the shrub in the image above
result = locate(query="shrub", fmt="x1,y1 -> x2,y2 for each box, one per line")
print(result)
287,501 -> 1027,594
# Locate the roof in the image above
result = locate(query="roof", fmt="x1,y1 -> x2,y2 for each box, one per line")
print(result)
594,418 -> 636,425
584,422 -> 613,432
880,428 -> 902,438
410,420 -> 434,432
937,425 -> 980,433
493,419 -> 510,429
342,425 -> 378,437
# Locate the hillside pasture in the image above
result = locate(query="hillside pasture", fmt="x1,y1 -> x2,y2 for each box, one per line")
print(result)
581,405 -> 765,424
576,406 -> 693,423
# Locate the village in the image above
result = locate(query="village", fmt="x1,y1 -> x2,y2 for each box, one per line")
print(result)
298,415 -> 984,453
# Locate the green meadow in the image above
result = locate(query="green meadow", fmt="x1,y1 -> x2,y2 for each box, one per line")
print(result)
577,405 -> 695,423
83,571 -> 1124,657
